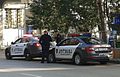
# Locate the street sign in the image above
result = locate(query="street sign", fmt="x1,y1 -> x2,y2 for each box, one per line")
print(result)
112,30 -> 117,35
113,15 -> 120,25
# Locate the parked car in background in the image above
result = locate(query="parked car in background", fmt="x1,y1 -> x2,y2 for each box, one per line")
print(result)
5,36 -> 41,60
5,35 -> 56,61
48,36 -> 112,65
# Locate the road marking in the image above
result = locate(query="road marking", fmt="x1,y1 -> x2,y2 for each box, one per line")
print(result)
92,65 -> 107,67
89,64 -> 120,68
0,67 -> 73,72
20,73 -> 42,77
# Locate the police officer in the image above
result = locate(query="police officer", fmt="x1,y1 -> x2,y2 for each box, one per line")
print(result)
55,32 -> 64,44
39,31 -> 52,63
55,33 -> 62,44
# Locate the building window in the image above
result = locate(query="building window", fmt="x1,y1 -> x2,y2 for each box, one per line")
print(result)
4,8 -> 23,29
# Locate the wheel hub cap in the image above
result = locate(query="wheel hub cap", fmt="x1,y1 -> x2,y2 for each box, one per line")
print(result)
75,55 -> 80,64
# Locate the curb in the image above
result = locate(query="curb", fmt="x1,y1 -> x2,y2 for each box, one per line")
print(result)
109,59 -> 120,64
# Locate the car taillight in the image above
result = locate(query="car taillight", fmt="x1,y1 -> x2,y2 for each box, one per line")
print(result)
34,43 -> 41,47
85,47 -> 95,53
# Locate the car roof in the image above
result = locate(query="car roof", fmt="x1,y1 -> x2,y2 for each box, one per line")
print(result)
67,35 -> 91,39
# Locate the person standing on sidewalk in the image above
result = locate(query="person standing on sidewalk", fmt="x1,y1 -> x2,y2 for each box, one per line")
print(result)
39,31 -> 52,63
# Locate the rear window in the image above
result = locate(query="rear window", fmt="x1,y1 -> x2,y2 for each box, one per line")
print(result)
29,37 -> 39,42
80,37 -> 103,44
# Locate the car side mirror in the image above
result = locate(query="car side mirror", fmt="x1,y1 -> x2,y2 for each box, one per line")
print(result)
11,42 -> 15,44
79,43 -> 83,45
56,43 -> 59,46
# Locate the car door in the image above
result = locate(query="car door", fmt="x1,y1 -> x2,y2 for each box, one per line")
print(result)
10,38 -> 27,56
10,38 -> 22,55
55,38 -> 80,59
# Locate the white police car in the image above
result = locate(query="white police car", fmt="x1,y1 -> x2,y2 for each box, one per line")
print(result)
48,36 -> 112,65
5,36 -> 42,60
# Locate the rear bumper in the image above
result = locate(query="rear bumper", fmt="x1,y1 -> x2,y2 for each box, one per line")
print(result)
30,49 -> 42,57
87,56 -> 109,62
30,52 -> 42,57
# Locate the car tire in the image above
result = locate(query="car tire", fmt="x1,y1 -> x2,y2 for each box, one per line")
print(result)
73,54 -> 81,65
73,53 -> 86,65
48,52 -> 55,63
24,50 -> 32,61
5,49 -> 12,60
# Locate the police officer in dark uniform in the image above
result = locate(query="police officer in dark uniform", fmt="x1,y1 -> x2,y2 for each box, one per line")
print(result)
55,33 -> 62,44
55,32 -> 64,44
39,31 -> 52,63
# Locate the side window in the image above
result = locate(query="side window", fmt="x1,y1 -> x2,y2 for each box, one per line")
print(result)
14,38 -> 22,44
69,38 -> 80,45
59,38 -> 80,46
60,39 -> 70,46
22,37 -> 30,43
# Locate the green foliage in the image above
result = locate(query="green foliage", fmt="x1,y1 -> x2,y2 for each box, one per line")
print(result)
29,0 -> 99,33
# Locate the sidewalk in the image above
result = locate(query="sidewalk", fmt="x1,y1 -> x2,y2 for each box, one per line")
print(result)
110,48 -> 120,64
0,49 -> 5,58
110,58 -> 120,64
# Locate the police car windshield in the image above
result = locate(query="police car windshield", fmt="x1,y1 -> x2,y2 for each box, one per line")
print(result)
80,37 -> 103,44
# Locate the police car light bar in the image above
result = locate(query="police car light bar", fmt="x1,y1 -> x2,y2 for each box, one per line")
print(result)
23,34 -> 33,37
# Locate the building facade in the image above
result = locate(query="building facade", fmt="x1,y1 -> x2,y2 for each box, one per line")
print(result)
0,0 -> 32,48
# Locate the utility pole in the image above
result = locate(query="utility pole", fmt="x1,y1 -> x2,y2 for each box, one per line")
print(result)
16,9 -> 19,38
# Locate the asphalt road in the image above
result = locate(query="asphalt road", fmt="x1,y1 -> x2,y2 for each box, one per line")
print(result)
0,50 -> 120,77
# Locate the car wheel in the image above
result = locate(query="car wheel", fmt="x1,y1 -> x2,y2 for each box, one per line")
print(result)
100,61 -> 107,65
24,50 -> 32,61
5,50 -> 12,60
73,54 -> 82,65
48,53 -> 55,63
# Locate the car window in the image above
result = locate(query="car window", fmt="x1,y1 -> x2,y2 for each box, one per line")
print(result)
22,37 -> 30,43
59,38 -> 80,46
69,38 -> 80,45
22,37 -> 39,43
59,39 -> 70,46
81,38 -> 102,44
14,38 -> 22,44
29,37 -> 39,43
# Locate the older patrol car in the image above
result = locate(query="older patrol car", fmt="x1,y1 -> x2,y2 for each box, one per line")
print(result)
48,36 -> 112,65
5,36 -> 42,60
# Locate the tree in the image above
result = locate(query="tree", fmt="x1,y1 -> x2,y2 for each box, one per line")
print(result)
96,0 -> 120,42
29,0 -> 120,41
29,0 -> 53,33
29,0 -> 100,33
70,0 -> 99,32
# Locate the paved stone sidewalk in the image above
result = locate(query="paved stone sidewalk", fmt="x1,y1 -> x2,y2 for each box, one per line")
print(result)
110,58 -> 120,64
0,50 -> 5,58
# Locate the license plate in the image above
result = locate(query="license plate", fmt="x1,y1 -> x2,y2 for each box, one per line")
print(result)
99,53 -> 108,56
96,48 -> 108,51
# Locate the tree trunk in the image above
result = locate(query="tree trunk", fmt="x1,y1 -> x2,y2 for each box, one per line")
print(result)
97,0 -> 107,43
104,0 -> 111,30
39,27 -> 42,35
